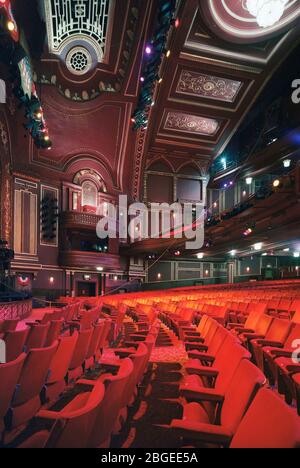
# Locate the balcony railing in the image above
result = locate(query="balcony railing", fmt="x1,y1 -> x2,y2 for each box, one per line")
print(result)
59,250 -> 125,271
60,211 -> 102,230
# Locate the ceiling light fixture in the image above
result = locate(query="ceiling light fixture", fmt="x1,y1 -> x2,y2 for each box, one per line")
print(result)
246,0 -> 288,28
283,159 -> 291,168
246,177 -> 253,186
254,242 -> 263,251
7,20 -> 15,31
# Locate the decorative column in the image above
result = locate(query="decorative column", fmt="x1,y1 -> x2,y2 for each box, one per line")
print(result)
0,118 -> 12,247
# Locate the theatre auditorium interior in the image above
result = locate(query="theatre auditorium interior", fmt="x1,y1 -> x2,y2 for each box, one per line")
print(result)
1,0 -> 300,451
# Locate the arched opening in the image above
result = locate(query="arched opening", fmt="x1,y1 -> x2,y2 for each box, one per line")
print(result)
82,180 -> 98,209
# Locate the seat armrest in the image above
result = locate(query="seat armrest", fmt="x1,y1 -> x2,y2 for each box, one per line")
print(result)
236,328 -> 255,334
270,349 -> 293,358
227,323 -> 241,330
187,352 -> 214,362
124,339 -> 142,347
258,340 -> 283,347
185,337 -> 205,343
243,333 -> 265,340
170,420 -> 232,445
185,343 -> 207,351
114,348 -> 136,358
180,385 -> 224,403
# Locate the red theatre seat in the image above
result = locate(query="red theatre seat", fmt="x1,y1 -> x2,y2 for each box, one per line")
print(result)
0,353 -> 26,437
80,358 -> 134,448
5,341 -> 58,437
230,389 -> 300,449
45,332 -> 79,404
25,323 -> 50,352
170,359 -> 266,446
3,329 -> 29,362
18,379 -> 106,448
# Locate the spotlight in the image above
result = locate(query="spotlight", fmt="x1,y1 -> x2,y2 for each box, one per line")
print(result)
44,135 -> 50,141
246,177 -> 253,185
145,45 -> 152,55
166,50 -> 171,58
243,228 -> 253,237
230,250 -> 237,257
273,179 -> 281,188
140,76 -> 145,82
7,21 -> 15,32
175,18 -> 180,28
283,159 -> 291,168
158,77 -> 163,84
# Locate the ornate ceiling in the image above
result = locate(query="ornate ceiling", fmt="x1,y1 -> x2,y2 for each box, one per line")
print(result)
145,0 -> 300,176
2,0 -> 300,207
202,0 -> 300,43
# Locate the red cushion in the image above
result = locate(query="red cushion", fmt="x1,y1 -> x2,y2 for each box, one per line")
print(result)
82,205 -> 96,214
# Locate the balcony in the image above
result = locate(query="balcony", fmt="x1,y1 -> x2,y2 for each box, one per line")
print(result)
59,250 -> 125,271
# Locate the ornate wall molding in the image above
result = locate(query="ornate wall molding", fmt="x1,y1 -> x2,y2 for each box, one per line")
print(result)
132,128 -> 147,201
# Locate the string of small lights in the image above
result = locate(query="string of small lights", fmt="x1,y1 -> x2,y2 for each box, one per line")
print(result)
131,0 -> 178,130
0,0 -> 52,149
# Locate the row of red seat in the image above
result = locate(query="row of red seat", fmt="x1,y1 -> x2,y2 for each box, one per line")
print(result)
167,316 -> 300,448
0,298 -> 161,447
15,306 -> 160,448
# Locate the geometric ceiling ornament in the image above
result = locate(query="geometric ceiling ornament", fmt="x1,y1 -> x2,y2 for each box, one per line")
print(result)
42,0 -> 115,72
177,71 -> 242,103
201,0 -> 300,43
164,112 -> 220,136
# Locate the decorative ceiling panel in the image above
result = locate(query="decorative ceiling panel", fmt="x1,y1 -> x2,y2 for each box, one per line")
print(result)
164,112 -> 220,136
176,70 -> 242,103
44,0 -> 114,63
